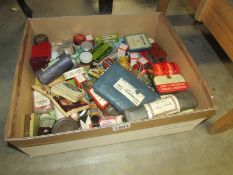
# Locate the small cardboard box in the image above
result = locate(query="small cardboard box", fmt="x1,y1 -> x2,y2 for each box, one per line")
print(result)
4,13 -> 217,157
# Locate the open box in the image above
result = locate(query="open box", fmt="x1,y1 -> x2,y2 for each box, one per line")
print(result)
4,12 -> 217,157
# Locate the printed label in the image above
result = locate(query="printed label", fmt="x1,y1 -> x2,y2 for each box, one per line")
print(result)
118,48 -> 126,57
63,67 -> 85,80
74,72 -> 86,83
34,91 -> 50,108
154,74 -> 188,93
130,52 -> 140,59
130,58 -> 138,67
126,34 -> 150,50
99,117 -> 117,126
51,82 -> 84,102
119,43 -> 128,51
138,56 -> 149,65
41,57 -> 59,72
89,88 -> 108,107
114,78 -> 145,106
112,122 -> 131,131
154,74 -> 185,85
157,82 -> 189,93
144,96 -> 180,118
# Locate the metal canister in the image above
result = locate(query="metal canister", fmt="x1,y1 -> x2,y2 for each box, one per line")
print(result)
35,52 -> 76,85
81,41 -> 93,52
51,117 -> 80,133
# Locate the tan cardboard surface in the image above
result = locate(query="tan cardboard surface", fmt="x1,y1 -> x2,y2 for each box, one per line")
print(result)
4,12 -> 217,156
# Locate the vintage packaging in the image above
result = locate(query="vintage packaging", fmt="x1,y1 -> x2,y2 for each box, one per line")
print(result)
91,42 -> 114,63
87,87 -> 109,110
29,113 -> 40,137
93,63 -> 160,112
63,67 -> 86,80
99,115 -> 123,127
52,117 -> 80,133
30,42 -> 51,72
32,85 -> 89,117
125,33 -> 151,51
51,82 -> 85,103
33,90 -> 53,114
153,74 -> 189,94
94,34 -> 119,44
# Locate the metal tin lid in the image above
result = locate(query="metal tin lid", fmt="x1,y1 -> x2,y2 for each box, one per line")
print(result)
34,34 -> 49,45
80,52 -> 93,64
51,117 -> 80,133
81,41 -> 93,52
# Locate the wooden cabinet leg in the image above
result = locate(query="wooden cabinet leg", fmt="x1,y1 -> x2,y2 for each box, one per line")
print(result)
156,0 -> 170,14
209,109 -> 233,134
17,0 -> 33,18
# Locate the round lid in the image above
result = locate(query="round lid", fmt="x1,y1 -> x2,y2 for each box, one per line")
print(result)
52,117 -> 80,133
34,34 -> 49,45
73,34 -> 85,45
80,52 -> 93,64
81,41 -> 93,52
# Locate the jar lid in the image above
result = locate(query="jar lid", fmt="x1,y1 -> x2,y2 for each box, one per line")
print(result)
51,117 -> 80,133
80,52 -> 93,64
34,34 -> 49,45
81,41 -> 93,52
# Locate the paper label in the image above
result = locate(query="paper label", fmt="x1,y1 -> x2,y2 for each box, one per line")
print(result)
114,78 -> 145,106
144,96 -> 180,118
99,117 -> 117,126
154,74 -> 188,93
157,82 -> 189,93
89,88 -> 108,107
119,43 -> 128,51
138,56 -> 149,65
63,67 -> 85,80
118,48 -> 126,57
130,52 -> 140,59
34,91 -> 50,108
112,122 -> 131,131
130,58 -> 138,67
51,82 -> 84,102
126,34 -> 150,50
74,72 -> 86,83
42,57 -> 59,72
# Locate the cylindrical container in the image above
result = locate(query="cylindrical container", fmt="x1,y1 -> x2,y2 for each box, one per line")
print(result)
35,53 -> 76,85
123,91 -> 197,122
81,41 -> 93,52
80,52 -> 93,64
51,117 -> 80,134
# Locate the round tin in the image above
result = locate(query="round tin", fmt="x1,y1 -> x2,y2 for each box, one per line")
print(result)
51,117 -> 80,133
81,41 -> 93,52
73,34 -> 85,45
80,52 -> 93,64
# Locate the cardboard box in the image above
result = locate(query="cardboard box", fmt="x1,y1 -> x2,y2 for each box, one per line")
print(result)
4,12 -> 217,157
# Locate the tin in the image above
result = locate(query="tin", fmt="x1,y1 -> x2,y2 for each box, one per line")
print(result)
81,41 -> 93,52
80,52 -> 93,64
51,117 -> 80,133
